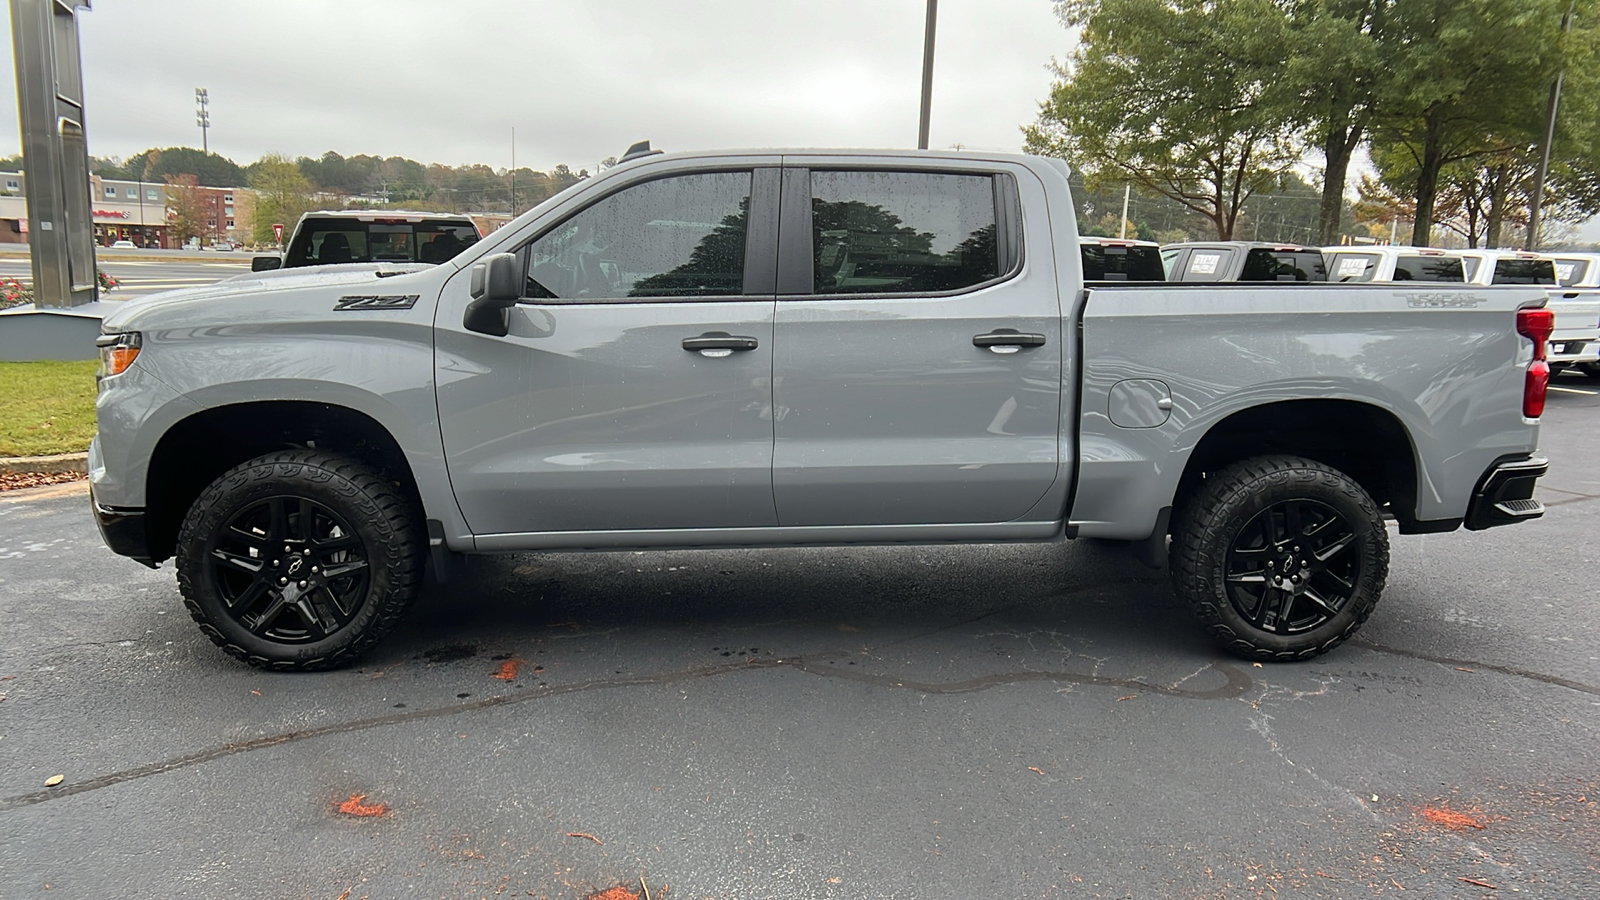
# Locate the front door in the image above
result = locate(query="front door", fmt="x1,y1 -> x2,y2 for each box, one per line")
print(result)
771,164 -> 1063,526
435,166 -> 780,536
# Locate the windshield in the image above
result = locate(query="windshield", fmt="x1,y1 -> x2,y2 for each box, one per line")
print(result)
284,219 -> 480,267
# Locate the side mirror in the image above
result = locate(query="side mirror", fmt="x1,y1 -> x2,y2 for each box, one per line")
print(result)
251,256 -> 282,272
464,253 -> 522,336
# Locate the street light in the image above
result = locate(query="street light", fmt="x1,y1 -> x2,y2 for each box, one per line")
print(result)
1526,0 -> 1576,251
917,0 -> 937,150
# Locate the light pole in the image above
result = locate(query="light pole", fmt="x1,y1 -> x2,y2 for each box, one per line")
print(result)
917,0 -> 937,150
195,87 -> 210,154
1526,0 -> 1576,251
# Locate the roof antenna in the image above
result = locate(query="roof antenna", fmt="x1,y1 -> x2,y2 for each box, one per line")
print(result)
620,140 -> 663,163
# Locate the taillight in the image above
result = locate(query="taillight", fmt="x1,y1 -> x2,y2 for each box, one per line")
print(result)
1516,308 -> 1554,418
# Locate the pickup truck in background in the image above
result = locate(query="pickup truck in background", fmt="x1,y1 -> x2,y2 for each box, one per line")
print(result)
1322,246 -> 1466,283
1459,249 -> 1600,375
90,148 -> 1552,671
1546,251 -> 1600,379
251,210 -> 482,272
1160,241 -> 1328,282
1079,237 -> 1165,281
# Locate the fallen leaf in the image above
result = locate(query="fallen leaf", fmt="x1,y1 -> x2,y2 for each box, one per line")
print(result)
492,659 -> 523,681
250,689 -> 261,696
1454,667 -> 1475,673
1252,662 -> 1263,668
826,877 -> 842,884
566,831 -> 604,844
1459,877 -> 1498,889
44,774 -> 63,787
1115,695 -> 1137,701
1415,804 -> 1487,831
337,793 -> 388,817
583,888 -> 640,900
1315,871 -> 1333,878
335,890 -> 352,900
1027,767 -> 1045,776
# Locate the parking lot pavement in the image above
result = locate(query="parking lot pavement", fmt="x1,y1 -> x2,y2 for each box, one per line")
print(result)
1,392 -> 1596,898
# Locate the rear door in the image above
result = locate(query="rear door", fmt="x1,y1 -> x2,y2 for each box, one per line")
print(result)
769,161 -> 1063,526
434,163 -> 781,536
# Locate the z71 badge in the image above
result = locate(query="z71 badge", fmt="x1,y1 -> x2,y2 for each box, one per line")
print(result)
1399,292 -> 1488,309
334,294 -> 420,311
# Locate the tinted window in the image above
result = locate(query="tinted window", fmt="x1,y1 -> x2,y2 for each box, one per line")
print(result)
285,219 -> 480,266
1240,249 -> 1327,282
1181,249 -> 1234,280
1329,253 -> 1378,282
1491,259 -> 1556,285
810,171 -> 999,294
524,171 -> 751,301
1081,243 -> 1164,281
1393,256 -> 1464,282
1552,258 -> 1590,287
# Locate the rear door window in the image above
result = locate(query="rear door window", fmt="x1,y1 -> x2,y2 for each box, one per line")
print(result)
1240,249 -> 1327,282
1491,259 -> 1556,285
1392,255 -> 1464,282
809,170 -> 1002,295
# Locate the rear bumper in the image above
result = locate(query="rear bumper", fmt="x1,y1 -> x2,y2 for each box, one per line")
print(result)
91,487 -> 157,568
1463,454 -> 1548,531
1549,339 -> 1599,365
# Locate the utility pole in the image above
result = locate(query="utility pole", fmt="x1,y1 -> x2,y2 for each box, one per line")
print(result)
1526,0 -> 1576,252
195,87 -> 210,154
916,0 -> 937,150
510,127 -> 516,215
1119,184 -> 1130,239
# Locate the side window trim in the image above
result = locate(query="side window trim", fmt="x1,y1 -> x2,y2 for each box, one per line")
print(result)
742,167 -> 781,295
776,166 -> 1023,301
511,167 -> 768,305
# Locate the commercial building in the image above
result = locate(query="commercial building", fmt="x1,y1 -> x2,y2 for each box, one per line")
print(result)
0,171 -> 252,248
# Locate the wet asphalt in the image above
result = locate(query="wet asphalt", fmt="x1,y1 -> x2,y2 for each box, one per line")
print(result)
0,376 -> 1597,900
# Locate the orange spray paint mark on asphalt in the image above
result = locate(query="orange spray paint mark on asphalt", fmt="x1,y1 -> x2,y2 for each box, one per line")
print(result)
1415,804 -> 1486,831
337,793 -> 389,817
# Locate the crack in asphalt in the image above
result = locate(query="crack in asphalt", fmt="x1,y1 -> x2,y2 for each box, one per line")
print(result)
0,654 -> 1251,813
1353,639 -> 1600,696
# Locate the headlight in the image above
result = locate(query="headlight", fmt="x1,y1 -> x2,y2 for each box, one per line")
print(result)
96,332 -> 142,381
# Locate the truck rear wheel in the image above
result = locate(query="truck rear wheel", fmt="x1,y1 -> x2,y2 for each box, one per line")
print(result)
1170,455 -> 1389,661
175,450 -> 424,671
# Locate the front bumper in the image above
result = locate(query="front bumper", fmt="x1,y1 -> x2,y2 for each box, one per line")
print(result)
91,487 -> 157,568
1463,454 -> 1548,531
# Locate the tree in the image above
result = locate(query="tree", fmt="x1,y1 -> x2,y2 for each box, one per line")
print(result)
1367,0 -> 1570,246
1026,0 -> 1303,239
164,174 -> 209,246
124,147 -> 246,187
1280,0 -> 1389,244
248,154 -> 316,245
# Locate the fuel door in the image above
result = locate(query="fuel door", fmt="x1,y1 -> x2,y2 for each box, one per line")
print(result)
1109,379 -> 1173,429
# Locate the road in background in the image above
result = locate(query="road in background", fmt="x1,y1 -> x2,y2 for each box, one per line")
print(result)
0,254 -> 251,302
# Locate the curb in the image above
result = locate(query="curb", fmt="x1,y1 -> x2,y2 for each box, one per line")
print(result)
0,452 -> 88,475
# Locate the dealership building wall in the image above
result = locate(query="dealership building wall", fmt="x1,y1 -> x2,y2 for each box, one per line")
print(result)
0,171 -> 252,248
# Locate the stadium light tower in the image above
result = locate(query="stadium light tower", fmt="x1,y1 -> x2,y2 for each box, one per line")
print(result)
195,87 -> 210,154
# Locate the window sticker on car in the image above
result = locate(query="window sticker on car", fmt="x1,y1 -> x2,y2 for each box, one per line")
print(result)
1190,252 -> 1221,275
1337,257 -> 1368,278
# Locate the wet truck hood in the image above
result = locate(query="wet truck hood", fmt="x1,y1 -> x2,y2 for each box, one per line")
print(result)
100,263 -> 440,331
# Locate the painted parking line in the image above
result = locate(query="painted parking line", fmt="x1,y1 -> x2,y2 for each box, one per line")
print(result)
1549,385 -> 1598,395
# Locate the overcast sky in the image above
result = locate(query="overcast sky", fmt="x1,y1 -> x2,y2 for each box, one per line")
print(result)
3,0 -> 1071,172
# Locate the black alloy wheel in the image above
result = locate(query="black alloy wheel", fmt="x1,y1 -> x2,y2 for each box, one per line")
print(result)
1222,498 -> 1361,636
206,495 -> 371,644
1170,455 -> 1389,661
177,450 -> 423,671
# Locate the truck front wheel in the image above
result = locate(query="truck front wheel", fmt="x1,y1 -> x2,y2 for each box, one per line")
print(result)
175,450 -> 424,671
1170,455 -> 1389,661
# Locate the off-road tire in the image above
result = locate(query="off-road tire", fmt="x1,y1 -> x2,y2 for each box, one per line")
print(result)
1170,455 -> 1389,661
176,450 -> 423,671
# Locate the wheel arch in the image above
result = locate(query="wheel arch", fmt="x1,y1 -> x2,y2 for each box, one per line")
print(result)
1174,398 -> 1423,530
145,400 -> 424,564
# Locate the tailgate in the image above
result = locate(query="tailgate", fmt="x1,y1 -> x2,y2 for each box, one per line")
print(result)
1545,287 -> 1600,362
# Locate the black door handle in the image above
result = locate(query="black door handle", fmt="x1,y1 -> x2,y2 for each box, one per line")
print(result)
683,333 -> 759,352
973,330 -> 1046,348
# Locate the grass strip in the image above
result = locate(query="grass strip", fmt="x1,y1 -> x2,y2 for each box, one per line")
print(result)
0,360 -> 99,456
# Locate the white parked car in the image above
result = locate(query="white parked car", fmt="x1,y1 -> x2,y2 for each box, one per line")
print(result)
108,239 -> 137,250
1457,249 -> 1600,375
1321,246 -> 1465,282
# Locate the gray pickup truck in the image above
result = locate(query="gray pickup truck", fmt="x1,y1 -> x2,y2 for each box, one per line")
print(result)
88,149 -> 1554,671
